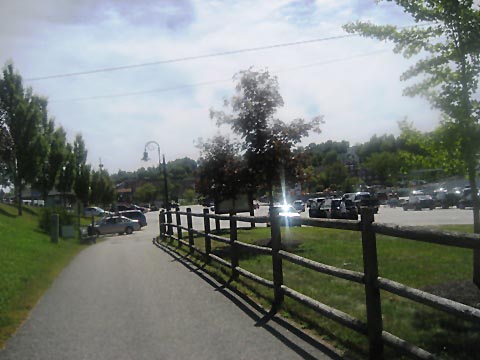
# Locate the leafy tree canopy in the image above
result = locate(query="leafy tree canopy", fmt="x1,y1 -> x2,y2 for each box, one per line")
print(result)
210,68 -> 323,202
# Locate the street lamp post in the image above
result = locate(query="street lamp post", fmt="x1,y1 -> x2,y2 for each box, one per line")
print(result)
142,141 -> 170,210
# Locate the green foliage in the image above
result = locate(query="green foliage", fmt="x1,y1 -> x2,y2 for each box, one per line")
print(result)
38,206 -> 75,234
344,1 -> 480,231
134,182 -> 157,203
112,157 -> 197,204
90,169 -> 115,207
363,151 -> 405,186
196,135 -> 247,200
73,134 -> 90,204
0,63 -> 51,215
355,134 -> 399,163
210,68 -> 322,200
0,62 -> 95,213
398,117 -> 468,180
181,188 -> 197,204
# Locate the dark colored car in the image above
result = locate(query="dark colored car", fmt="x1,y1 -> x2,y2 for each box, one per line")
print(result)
457,187 -> 480,209
433,189 -> 461,209
308,197 -> 327,218
353,192 -> 379,214
119,210 -> 147,227
331,199 -> 358,220
402,192 -> 435,211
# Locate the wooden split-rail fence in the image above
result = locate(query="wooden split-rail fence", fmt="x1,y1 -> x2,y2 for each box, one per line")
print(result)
157,207 -> 480,360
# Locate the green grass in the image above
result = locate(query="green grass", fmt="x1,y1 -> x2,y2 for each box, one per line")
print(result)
0,203 -> 85,348
167,223 -> 479,359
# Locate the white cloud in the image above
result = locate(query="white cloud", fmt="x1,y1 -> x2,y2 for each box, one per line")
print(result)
0,0 -> 444,172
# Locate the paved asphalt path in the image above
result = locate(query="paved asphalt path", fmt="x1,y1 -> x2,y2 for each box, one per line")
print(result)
0,212 -> 339,360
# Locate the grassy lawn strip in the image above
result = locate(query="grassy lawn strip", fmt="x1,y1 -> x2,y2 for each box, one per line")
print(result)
0,204 -> 86,348
166,224 -> 479,359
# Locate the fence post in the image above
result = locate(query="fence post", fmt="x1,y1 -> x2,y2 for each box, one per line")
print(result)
166,209 -> 173,242
474,250 -> 480,288
360,207 -> 384,360
215,217 -> 221,233
230,214 -> 239,280
187,207 -> 194,254
165,209 -> 173,242
250,208 -> 255,229
270,207 -> 284,309
51,213 -> 59,243
175,207 -> 182,247
203,208 -> 211,262
159,210 -> 166,240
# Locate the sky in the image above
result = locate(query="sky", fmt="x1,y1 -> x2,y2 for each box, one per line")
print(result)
0,0 -> 450,173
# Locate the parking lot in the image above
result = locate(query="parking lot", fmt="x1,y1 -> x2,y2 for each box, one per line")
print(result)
170,204 -> 474,231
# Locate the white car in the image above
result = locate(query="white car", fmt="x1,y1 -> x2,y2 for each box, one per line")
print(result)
269,205 -> 301,227
292,200 -> 305,212
84,206 -> 105,217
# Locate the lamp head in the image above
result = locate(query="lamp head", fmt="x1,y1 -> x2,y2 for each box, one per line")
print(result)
141,150 -> 150,162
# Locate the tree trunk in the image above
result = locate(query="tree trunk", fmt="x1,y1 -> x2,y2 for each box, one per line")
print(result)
468,165 -> 480,288
16,181 -> 23,216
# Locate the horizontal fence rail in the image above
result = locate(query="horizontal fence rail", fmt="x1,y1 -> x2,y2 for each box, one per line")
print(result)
157,206 -> 480,360
373,223 -> 480,249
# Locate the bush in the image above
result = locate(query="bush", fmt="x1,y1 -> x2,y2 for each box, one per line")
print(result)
38,207 -> 75,235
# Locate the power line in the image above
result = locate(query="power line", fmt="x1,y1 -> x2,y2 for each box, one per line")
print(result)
52,50 -> 390,102
53,79 -> 228,102
26,34 -> 358,81
25,22 -> 431,82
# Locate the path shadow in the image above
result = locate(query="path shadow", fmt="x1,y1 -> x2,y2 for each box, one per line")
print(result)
152,238 -> 344,360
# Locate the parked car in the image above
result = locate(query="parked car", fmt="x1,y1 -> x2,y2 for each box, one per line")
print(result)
342,193 -> 356,202
119,210 -> 148,227
88,215 -> 140,236
402,191 -> 435,211
292,200 -> 305,212
268,204 -> 301,227
84,206 -> 105,217
433,188 -> 461,209
308,197 -> 327,218
115,204 -> 134,212
330,199 -> 358,220
457,187 -> 480,209
353,192 -> 379,214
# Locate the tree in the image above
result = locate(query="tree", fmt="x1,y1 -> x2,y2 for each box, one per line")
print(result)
0,63 -> 50,215
73,134 -> 90,205
57,143 -> 76,207
90,169 -> 115,208
362,151 -> 404,186
344,0 -> 480,285
196,135 -> 246,203
397,119 -> 466,178
211,68 -> 322,205
134,182 -> 157,203
34,124 -> 67,201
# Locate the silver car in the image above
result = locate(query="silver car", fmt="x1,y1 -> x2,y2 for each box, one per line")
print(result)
89,216 -> 141,236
